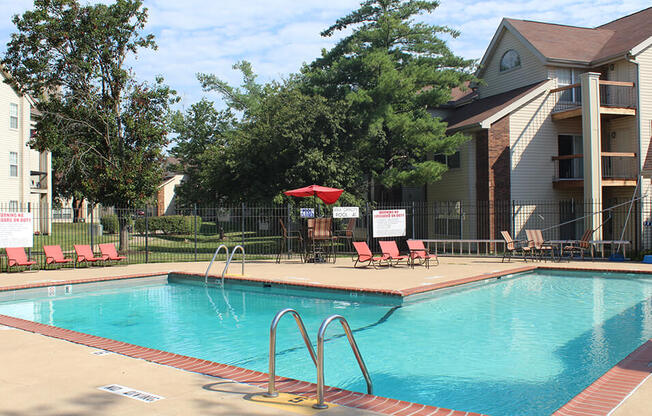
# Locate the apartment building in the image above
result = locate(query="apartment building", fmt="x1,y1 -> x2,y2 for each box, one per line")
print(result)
0,67 -> 52,234
430,7 -> 652,248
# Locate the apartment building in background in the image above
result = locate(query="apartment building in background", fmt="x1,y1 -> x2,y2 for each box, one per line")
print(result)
430,7 -> 652,249
0,67 -> 52,234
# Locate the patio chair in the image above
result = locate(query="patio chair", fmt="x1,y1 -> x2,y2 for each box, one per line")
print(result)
99,243 -> 127,264
500,231 -> 530,262
73,244 -> 107,267
43,245 -> 73,269
352,241 -> 384,268
407,240 -> 439,268
562,229 -> 594,259
378,240 -> 409,266
310,217 -> 336,263
5,247 -> 37,272
276,219 -> 304,263
335,218 -> 356,254
533,229 -> 555,262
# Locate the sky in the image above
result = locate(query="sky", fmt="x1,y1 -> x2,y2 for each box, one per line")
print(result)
0,0 -> 649,109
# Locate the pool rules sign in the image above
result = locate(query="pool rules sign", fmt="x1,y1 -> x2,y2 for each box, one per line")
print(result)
0,212 -> 33,248
372,209 -> 406,238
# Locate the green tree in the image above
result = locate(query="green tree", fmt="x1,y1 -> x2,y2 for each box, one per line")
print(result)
170,98 -> 234,205
3,0 -> 177,248
304,0 -> 476,199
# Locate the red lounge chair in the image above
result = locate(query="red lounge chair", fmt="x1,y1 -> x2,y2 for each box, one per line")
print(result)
74,244 -> 107,267
378,241 -> 409,266
5,247 -> 37,272
352,242 -> 384,268
99,243 -> 127,263
43,245 -> 73,269
407,240 -> 439,268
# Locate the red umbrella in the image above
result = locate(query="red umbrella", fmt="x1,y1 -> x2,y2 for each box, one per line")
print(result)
284,185 -> 344,205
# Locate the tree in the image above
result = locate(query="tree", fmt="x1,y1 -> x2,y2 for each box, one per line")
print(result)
303,0 -> 476,200
170,98 -> 234,205
3,0 -> 177,248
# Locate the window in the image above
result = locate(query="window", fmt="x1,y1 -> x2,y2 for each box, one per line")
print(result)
8,201 -> 19,211
434,151 -> 461,169
500,50 -> 521,72
9,152 -> 18,177
557,68 -> 582,103
9,103 -> 18,129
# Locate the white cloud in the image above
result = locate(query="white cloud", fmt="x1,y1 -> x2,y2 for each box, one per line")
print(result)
0,0 -> 650,107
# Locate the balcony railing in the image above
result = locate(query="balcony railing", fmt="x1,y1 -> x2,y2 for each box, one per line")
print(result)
550,80 -> 636,115
552,152 -> 638,183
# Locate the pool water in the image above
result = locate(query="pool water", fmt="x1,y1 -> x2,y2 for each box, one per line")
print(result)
0,271 -> 651,415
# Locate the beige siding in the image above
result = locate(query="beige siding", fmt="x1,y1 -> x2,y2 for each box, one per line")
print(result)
636,45 -> 652,248
478,29 -> 549,99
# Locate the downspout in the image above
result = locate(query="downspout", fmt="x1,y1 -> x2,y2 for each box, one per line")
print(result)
626,53 -> 643,250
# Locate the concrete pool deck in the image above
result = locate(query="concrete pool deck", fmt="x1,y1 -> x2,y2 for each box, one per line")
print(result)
0,257 -> 650,415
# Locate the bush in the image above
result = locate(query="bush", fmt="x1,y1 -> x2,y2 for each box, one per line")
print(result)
100,215 -> 119,234
134,215 -> 202,235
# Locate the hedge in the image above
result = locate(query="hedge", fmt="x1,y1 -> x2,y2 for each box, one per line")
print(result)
100,215 -> 119,234
134,215 -> 202,235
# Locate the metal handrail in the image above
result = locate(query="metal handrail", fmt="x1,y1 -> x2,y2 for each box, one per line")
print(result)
222,245 -> 245,286
265,308 -> 317,398
205,245 -> 229,283
313,314 -> 372,409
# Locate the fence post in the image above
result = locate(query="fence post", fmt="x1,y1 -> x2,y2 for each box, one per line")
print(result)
412,201 -> 416,239
242,202 -> 246,249
366,202 -> 371,245
194,204 -> 198,262
90,204 -> 94,250
287,204 -> 292,253
145,207 -> 149,263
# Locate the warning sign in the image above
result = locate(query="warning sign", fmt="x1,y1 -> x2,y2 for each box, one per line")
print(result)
372,209 -> 406,238
0,212 -> 33,248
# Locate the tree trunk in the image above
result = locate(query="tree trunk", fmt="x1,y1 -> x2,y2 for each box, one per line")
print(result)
118,212 -> 130,251
72,197 -> 84,223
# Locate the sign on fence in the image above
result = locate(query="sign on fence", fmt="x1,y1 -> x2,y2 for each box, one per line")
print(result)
300,208 -> 315,218
0,212 -> 33,248
333,207 -> 359,218
372,209 -> 405,238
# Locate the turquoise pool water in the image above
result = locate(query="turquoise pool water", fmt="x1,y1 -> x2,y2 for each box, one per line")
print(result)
0,271 -> 651,415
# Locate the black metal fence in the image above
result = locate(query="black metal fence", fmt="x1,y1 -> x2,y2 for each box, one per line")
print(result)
1,198 -> 650,271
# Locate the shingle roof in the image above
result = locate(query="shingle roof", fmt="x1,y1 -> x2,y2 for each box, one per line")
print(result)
444,81 -> 547,131
505,7 -> 652,64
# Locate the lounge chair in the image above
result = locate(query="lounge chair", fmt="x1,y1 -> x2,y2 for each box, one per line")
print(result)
276,219 -> 304,263
378,240 -> 409,266
43,245 -> 73,269
352,241 -> 384,268
5,247 -> 37,272
407,240 -> 439,268
501,231 -> 531,262
562,229 -> 594,259
99,243 -> 127,264
73,244 -> 107,267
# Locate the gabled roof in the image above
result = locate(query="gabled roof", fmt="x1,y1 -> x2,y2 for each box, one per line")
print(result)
1,65 -> 37,107
445,80 -> 550,132
478,7 -> 652,75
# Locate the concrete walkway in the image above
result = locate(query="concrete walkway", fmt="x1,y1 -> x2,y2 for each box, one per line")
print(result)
0,257 -> 650,415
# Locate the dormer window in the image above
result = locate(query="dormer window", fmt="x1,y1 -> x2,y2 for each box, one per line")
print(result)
500,50 -> 521,72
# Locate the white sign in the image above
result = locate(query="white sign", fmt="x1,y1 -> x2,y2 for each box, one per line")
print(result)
373,209 -> 406,238
0,212 -> 33,248
333,207 -> 359,218
98,384 -> 164,403
300,208 -> 315,218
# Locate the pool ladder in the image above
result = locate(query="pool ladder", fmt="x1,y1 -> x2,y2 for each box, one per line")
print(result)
265,308 -> 372,409
204,245 -> 245,286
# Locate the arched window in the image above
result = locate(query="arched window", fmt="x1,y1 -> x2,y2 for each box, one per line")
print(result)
500,49 -> 521,72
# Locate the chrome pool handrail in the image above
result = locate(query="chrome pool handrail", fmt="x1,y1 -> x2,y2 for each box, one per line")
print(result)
313,314 -> 372,409
265,308 -> 317,398
222,245 -> 245,286
205,245 -> 229,283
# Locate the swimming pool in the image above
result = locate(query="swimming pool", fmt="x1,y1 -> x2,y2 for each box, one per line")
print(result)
0,270 -> 650,415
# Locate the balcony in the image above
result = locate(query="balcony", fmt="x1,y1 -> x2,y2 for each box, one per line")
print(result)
30,170 -> 48,194
550,80 -> 636,121
552,152 -> 638,189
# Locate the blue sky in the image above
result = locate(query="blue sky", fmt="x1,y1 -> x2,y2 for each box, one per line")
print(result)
0,0 -> 649,108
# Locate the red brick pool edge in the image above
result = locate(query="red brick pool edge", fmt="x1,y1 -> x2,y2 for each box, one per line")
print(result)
1,266 -> 651,416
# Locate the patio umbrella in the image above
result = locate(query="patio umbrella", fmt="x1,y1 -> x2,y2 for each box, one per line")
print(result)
284,185 -> 344,205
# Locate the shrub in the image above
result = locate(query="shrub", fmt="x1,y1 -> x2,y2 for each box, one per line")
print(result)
134,215 -> 202,235
100,215 -> 119,234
